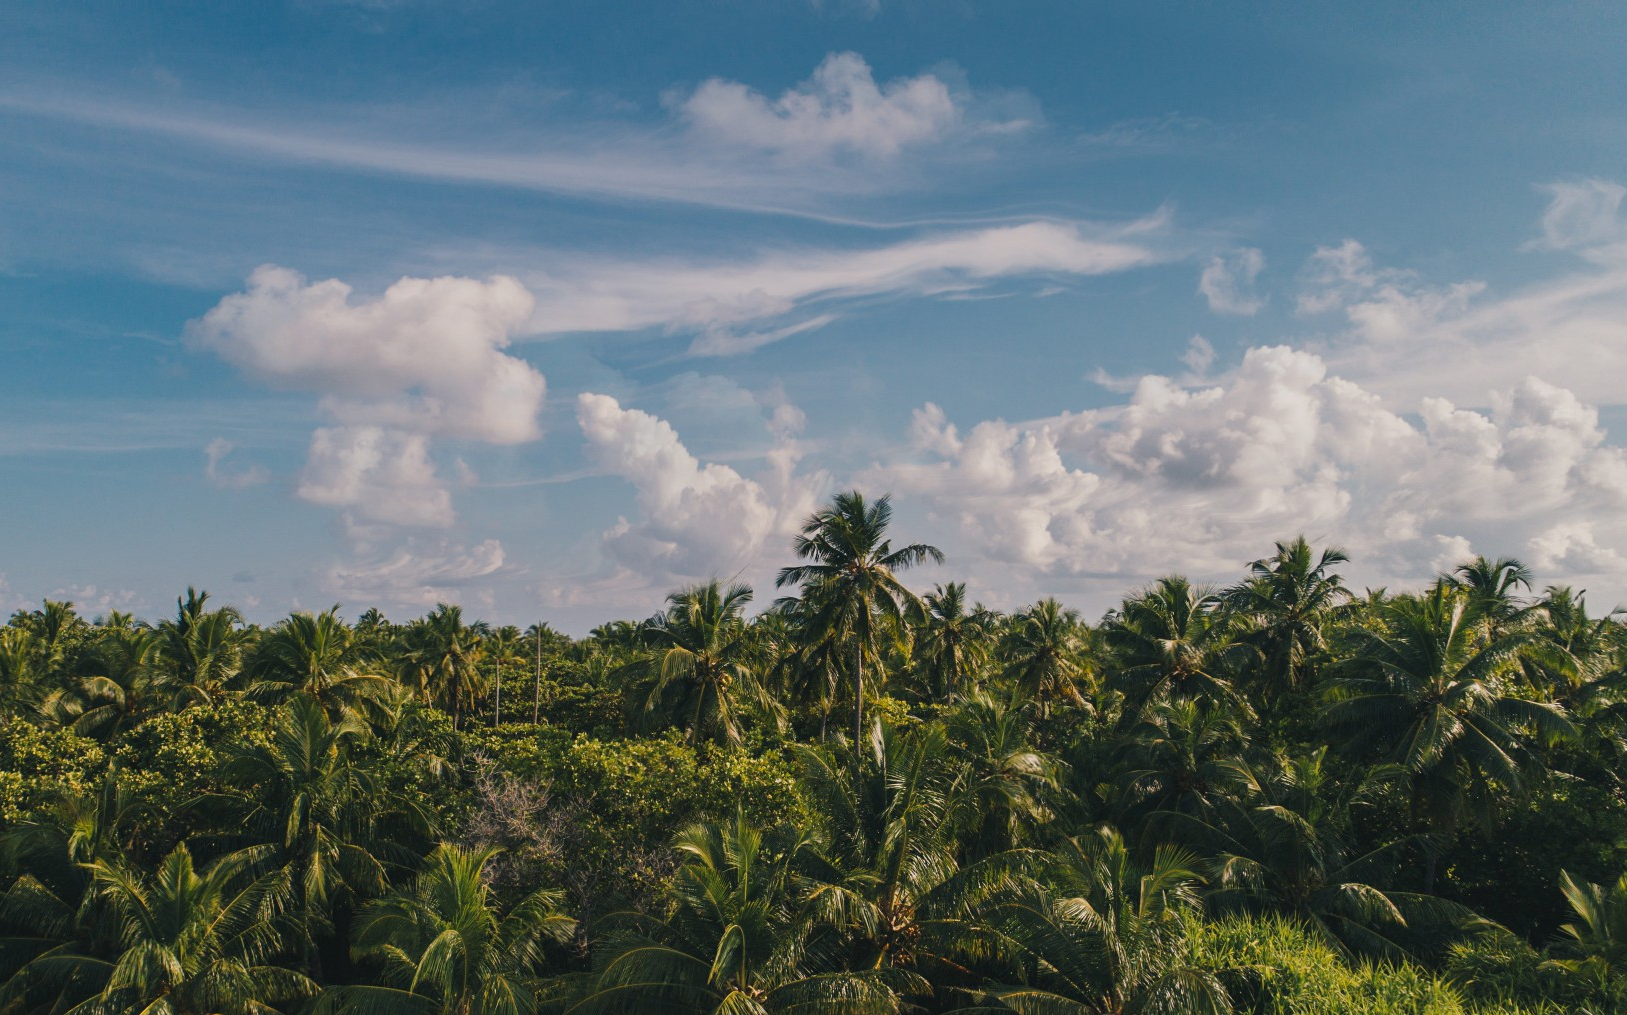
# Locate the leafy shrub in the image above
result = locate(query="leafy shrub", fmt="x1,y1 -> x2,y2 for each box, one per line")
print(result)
0,719 -> 105,822
1187,914 -> 1556,1015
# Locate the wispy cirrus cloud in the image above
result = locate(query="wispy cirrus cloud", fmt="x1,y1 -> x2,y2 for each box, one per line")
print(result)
519,215 -> 1174,351
0,53 -> 1034,221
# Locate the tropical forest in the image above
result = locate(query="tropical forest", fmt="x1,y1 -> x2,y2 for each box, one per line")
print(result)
3,491 -> 1626,1015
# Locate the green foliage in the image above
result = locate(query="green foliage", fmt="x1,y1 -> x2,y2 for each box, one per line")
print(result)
0,719 -> 106,822
0,518 -> 1624,1014
1186,915 -> 1551,1015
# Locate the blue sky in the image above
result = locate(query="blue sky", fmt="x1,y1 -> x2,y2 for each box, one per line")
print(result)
4,1 -> 1627,630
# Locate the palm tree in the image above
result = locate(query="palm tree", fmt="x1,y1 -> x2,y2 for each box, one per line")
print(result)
1002,599 -> 1090,717
617,582 -> 775,745
945,693 -> 1064,858
156,588 -> 244,708
40,623 -> 162,740
1446,555 -> 1538,637
1324,585 -> 1575,891
6,844 -> 318,1015
243,607 -> 395,723
795,725 -> 1032,995
0,777 -> 141,1012
405,605 -> 491,729
1544,870 -> 1627,1009
318,844 -> 575,1015
1112,699 -> 1253,841
1224,537 -> 1352,703
0,626 -> 42,716
573,813 -> 907,1015
1103,577 -> 1246,716
908,584 -> 993,704
1192,749 -> 1456,959
967,827 -> 1230,1015
776,491 -> 942,761
211,698 -> 400,977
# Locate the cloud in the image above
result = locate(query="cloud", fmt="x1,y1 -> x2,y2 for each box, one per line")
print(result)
1536,178 -> 1626,252
45,584 -> 143,618
1297,198 -> 1627,408
297,426 -> 455,528
675,52 -> 959,161
203,437 -> 270,488
0,574 -> 29,615
526,216 -> 1170,344
192,265 -> 543,443
687,314 -> 839,357
576,393 -> 824,586
1198,247 -> 1265,315
193,267 -> 542,581
1298,239 -> 1484,344
1,52 -> 1027,219
322,538 -> 507,611
869,347 -> 1627,607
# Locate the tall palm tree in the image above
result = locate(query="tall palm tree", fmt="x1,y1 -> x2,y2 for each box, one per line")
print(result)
522,623 -> 568,726
1224,536 -> 1351,703
776,492 -> 942,761
318,845 -> 575,1015
156,588 -> 244,708
405,605 -> 491,729
1324,585 -> 1575,891
1002,599 -> 1090,717
908,583 -> 993,705
243,607 -> 395,723
573,813 -> 907,1015
617,582 -> 775,746
5,844 -> 318,1015
1103,577 -> 1246,716
1446,555 -> 1538,637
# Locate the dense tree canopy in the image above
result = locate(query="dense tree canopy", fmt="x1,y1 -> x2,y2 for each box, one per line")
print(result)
2,492 -> 1624,1013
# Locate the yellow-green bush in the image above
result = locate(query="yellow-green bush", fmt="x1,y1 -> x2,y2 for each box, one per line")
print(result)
1186,915 -> 1561,1015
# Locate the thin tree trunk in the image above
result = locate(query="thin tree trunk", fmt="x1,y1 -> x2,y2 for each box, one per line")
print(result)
854,644 -> 864,764
533,623 -> 543,725
493,655 -> 501,727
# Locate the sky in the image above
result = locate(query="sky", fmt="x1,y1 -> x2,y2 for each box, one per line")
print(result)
4,1 -> 1627,631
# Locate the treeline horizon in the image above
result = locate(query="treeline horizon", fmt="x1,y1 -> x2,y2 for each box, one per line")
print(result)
3,490 -> 1626,1014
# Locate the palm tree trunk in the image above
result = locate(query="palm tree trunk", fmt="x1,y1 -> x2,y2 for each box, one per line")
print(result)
493,657 -> 501,727
533,624 -> 542,725
854,644 -> 864,764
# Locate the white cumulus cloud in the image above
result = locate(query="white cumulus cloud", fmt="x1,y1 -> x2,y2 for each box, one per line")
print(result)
870,346 -> 1627,608
576,393 -> 825,586
297,426 -> 454,529
675,52 -> 960,161
192,265 -> 543,443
